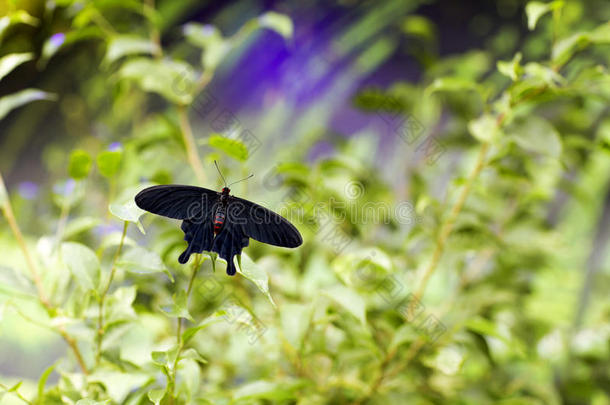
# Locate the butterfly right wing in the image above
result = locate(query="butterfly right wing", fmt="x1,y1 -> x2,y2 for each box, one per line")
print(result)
135,185 -> 220,264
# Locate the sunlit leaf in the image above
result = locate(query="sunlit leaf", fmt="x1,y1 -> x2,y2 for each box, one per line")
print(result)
506,115 -> 562,158
208,134 -> 248,161
160,290 -> 193,320
468,114 -> 499,143
118,58 -> 196,105
258,12 -> 294,39
182,313 -> 224,345
525,1 -> 560,30
324,285 -> 366,325
104,35 -> 158,64
0,53 -> 33,81
497,52 -> 523,81
96,150 -> 123,178
236,253 -> 276,307
68,149 -> 93,180
61,242 -> 101,292
87,372 -> 150,403
147,389 -> 166,405
118,246 -> 172,281
0,89 -> 56,120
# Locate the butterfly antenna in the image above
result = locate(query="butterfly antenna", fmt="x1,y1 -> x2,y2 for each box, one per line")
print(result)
228,174 -> 254,187
214,160 -> 227,187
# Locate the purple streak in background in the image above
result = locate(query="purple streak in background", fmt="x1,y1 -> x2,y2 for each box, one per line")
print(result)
198,5 -> 420,161
49,32 -> 66,48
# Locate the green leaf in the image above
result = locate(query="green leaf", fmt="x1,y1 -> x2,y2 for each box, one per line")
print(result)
258,12 -> 294,39
552,22 -> 610,66
236,253 -> 276,307
63,216 -> 102,239
0,53 -> 33,81
118,58 -> 196,105
87,372 -> 150,404
37,363 -> 56,400
0,88 -> 56,120
75,400 -> 110,405
180,348 -> 208,364
68,149 -> 93,180
525,2 -> 553,30
497,52 -> 522,81
182,313 -> 224,345
465,317 -> 511,345
61,242 -> 101,292
108,185 -> 151,233
183,23 -> 229,71
118,246 -> 172,280
147,389 -> 166,405
151,345 -> 180,368
104,35 -> 158,64
506,116 -> 562,158
426,77 -> 482,97
96,150 -> 123,178
233,379 -> 301,401
208,134 -> 248,161
0,11 -> 38,39
324,285 -> 367,325
161,290 -> 193,320
468,114 -> 499,143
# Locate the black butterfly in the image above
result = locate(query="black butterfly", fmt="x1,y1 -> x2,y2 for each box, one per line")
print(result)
134,176 -> 302,276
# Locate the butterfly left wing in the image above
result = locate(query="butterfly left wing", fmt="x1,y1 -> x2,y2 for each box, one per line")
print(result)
135,185 -> 219,220
135,185 -> 220,264
227,196 -> 302,248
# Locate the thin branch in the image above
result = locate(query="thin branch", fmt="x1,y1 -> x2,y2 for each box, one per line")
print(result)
96,221 -> 128,365
178,105 -> 206,184
0,172 -> 89,375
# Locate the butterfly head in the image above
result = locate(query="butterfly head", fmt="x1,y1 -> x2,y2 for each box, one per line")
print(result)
221,187 -> 231,195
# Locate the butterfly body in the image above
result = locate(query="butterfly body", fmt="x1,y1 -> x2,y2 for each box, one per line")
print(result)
135,184 -> 302,276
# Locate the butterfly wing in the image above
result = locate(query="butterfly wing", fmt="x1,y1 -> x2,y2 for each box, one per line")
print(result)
211,220 -> 250,276
135,185 -> 219,220
228,196 -> 302,248
135,185 -> 220,264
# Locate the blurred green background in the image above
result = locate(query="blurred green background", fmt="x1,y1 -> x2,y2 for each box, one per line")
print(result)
0,0 -> 609,404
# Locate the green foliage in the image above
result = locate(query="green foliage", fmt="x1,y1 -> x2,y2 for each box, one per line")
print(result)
0,0 -> 609,404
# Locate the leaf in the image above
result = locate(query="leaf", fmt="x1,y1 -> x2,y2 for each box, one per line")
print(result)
180,348 -> 208,364
118,58 -> 196,105
525,2 -> 553,30
108,185 -> 151,233
506,116 -> 562,158
118,246 -> 172,280
258,12 -> 294,39
182,313 -> 224,345
87,372 -> 150,404
61,242 -> 101,292
96,150 -> 122,178
37,363 -> 56,400
63,216 -> 102,239
236,253 -> 276,307
76,400 -> 110,405
160,290 -> 193,321
151,345 -> 180,368
468,114 -> 499,143
324,285 -> 367,325
426,77 -> 482,97
466,317 -> 508,343
0,89 -> 56,120
147,389 -> 165,405
233,380 -> 301,401
0,53 -> 33,81
497,52 -> 523,81
68,149 -> 93,180
208,134 -> 248,161
552,22 -> 610,66
104,35 -> 158,64
183,23 -> 229,71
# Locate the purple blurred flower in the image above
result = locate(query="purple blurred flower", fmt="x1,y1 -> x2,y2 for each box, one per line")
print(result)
108,142 -> 122,152
53,179 -> 76,196
94,223 -> 123,238
49,33 -> 66,48
18,181 -> 39,200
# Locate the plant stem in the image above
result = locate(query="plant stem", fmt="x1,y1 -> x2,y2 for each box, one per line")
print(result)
170,254 -> 202,403
0,172 -> 89,374
411,142 -> 490,311
96,221 -> 128,365
178,105 -> 206,184
0,382 -> 33,404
